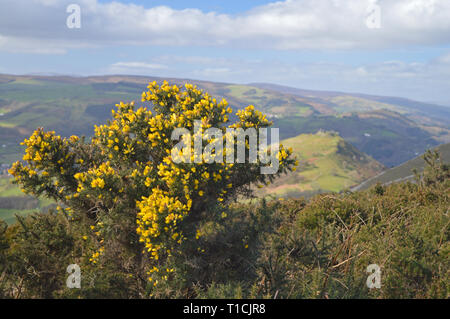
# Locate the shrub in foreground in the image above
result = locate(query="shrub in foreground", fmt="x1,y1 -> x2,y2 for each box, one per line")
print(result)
6,81 -> 295,297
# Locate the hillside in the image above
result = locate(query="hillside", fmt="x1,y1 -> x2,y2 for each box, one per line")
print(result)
0,74 -> 449,168
256,131 -> 384,199
273,110 -> 445,167
251,82 -> 450,126
352,142 -> 450,191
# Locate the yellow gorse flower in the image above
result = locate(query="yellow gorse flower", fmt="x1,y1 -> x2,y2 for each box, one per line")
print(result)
91,178 -> 105,189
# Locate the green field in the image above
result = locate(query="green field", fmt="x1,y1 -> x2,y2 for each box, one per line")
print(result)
225,84 -> 314,117
0,177 -> 23,196
330,95 -> 408,114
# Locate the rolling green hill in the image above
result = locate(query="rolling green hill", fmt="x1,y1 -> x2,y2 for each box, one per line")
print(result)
273,110 -> 446,167
352,142 -> 450,191
251,82 -> 450,126
256,131 -> 384,199
0,74 -> 448,168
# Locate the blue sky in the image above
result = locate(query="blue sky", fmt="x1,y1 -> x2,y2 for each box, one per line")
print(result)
96,0 -> 276,13
1,0 -> 450,105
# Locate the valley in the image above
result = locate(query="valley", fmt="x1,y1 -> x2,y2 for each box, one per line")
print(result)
0,74 -> 449,222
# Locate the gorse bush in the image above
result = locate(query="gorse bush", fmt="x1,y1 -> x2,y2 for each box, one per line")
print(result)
7,81 -> 296,296
0,211 -> 77,298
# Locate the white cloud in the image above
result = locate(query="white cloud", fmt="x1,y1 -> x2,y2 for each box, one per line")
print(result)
435,52 -> 450,64
110,62 -> 167,70
1,0 -> 450,53
105,61 -> 168,75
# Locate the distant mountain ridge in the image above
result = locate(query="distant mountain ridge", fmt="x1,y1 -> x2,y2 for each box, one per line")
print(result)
0,74 -> 449,168
250,82 -> 450,125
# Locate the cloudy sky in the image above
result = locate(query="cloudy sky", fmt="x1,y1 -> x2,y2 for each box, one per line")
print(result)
1,0 -> 450,105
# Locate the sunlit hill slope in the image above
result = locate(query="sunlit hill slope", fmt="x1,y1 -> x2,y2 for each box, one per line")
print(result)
256,131 -> 384,199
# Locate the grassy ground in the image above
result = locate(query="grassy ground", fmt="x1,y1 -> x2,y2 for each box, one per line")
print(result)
330,95 -> 408,114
